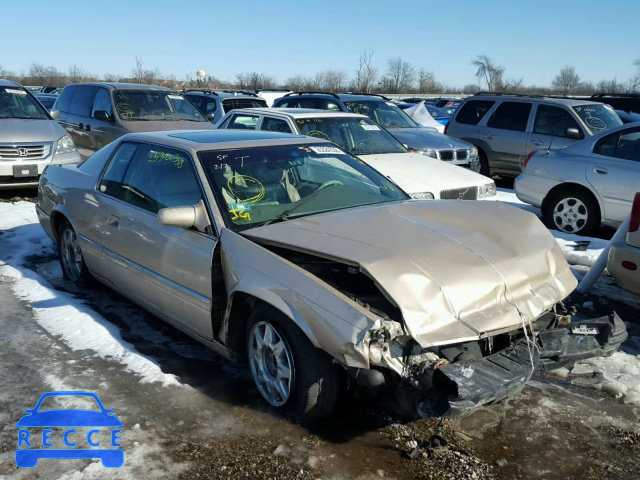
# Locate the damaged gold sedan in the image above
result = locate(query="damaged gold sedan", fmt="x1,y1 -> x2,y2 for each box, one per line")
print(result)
36,130 -> 627,419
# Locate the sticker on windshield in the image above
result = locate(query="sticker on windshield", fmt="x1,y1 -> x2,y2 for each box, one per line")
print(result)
167,95 -> 184,100
5,89 -> 27,95
228,202 -> 251,212
309,146 -> 344,155
361,124 -> 380,131
385,102 -> 396,107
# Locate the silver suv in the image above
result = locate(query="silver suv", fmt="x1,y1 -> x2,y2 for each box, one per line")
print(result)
0,79 -> 81,188
445,93 -> 623,176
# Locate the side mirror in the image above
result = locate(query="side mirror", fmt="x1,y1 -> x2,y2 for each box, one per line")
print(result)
565,128 -> 581,139
94,110 -> 112,122
50,109 -> 60,119
157,200 -> 210,233
205,113 -> 216,122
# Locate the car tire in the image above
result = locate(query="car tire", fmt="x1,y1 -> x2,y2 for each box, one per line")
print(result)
246,306 -> 340,420
57,220 -> 93,287
478,150 -> 490,177
544,187 -> 601,236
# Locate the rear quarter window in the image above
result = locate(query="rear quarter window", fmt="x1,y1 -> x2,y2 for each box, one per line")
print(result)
68,86 -> 98,117
54,85 -> 78,113
454,100 -> 495,125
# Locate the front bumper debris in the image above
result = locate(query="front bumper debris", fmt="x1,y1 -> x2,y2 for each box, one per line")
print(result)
434,313 -> 628,416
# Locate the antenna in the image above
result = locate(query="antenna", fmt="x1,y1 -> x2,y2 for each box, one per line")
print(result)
546,114 -> 562,154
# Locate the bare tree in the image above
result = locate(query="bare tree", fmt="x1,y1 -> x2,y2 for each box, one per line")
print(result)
131,56 -> 146,83
629,58 -> 640,92
472,55 -> 504,91
384,57 -> 416,93
417,70 -> 442,93
67,65 -> 87,83
102,73 -> 122,82
0,65 -> 13,78
502,77 -> 524,92
595,77 -> 626,94
354,51 -> 377,93
284,75 -> 306,91
462,83 -> 480,94
551,66 -> 580,94
320,70 -> 348,92
235,72 -> 275,90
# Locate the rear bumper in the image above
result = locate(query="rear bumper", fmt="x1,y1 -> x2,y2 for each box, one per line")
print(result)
608,241 -> 640,296
514,174 -> 559,208
436,312 -> 627,416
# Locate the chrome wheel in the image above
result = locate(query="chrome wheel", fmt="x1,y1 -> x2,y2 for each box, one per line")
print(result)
553,197 -> 589,233
60,227 -> 83,282
248,321 -> 294,407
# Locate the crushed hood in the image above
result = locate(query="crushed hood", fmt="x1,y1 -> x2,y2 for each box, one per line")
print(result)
244,201 -> 577,347
359,152 -> 488,196
0,119 -> 66,143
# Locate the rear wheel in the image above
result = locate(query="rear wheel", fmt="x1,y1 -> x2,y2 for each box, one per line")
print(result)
246,306 -> 340,420
58,220 -> 92,287
544,187 -> 601,236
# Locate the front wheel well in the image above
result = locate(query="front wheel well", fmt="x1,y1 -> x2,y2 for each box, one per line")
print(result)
49,211 -> 70,242
542,183 -> 601,217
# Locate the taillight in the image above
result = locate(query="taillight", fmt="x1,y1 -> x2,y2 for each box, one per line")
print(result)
523,151 -> 537,170
443,122 -> 449,135
629,193 -> 640,233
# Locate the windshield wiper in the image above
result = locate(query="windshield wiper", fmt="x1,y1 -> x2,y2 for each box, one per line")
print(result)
262,184 -> 338,226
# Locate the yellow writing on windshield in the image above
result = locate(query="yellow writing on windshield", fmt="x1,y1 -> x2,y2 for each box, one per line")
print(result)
227,175 -> 265,203
229,209 -> 252,221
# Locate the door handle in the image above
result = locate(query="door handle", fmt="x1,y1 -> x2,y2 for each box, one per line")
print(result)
108,214 -> 120,227
78,123 -> 84,130
481,133 -> 495,140
85,124 -> 91,131
530,140 -> 544,146
593,167 -> 608,175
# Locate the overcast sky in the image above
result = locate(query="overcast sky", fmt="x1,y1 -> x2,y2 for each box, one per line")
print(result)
2,0 -> 638,87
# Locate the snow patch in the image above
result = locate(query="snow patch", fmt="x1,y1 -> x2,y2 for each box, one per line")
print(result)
573,352 -> 640,405
0,202 -> 181,387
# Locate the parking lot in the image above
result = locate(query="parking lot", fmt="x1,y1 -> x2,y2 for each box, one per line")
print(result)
1,185 -> 638,480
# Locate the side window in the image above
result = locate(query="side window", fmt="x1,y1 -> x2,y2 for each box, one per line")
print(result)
227,114 -> 259,130
487,101 -> 532,132
91,88 -> 113,118
274,100 -> 288,108
615,129 -> 640,161
68,86 -> 98,117
595,128 -> 640,161
533,105 -> 581,137
54,85 -> 77,113
119,144 -> 202,214
455,100 -> 495,125
260,117 -> 293,133
201,98 -> 217,113
98,142 -> 139,196
316,100 -> 341,111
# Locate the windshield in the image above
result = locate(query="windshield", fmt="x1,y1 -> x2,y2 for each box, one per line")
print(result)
573,104 -> 622,135
113,90 -> 206,121
295,116 -> 406,155
426,105 -> 450,120
344,100 -> 418,129
199,143 -> 407,232
0,87 -> 50,119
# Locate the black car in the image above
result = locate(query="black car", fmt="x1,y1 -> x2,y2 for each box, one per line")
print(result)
182,90 -> 267,124
590,94 -> 640,114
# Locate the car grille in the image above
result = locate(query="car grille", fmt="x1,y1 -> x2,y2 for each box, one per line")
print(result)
438,150 -> 454,161
0,175 -> 40,185
440,186 -> 478,200
0,143 -> 52,161
456,149 -> 469,160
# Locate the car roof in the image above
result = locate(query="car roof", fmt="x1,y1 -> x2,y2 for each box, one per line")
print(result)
470,94 -> 604,107
0,79 -> 22,88
123,129 -> 331,152
277,92 -> 390,103
64,82 -> 174,91
183,90 -> 266,101
228,108 -> 367,120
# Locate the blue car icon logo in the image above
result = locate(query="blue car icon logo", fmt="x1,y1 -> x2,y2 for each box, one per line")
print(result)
16,391 -> 123,468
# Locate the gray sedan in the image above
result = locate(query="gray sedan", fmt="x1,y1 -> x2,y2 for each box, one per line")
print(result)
515,123 -> 640,235
37,130 -> 626,419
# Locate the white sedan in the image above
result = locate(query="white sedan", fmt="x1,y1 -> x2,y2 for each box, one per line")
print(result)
215,108 -> 495,201
515,123 -> 640,236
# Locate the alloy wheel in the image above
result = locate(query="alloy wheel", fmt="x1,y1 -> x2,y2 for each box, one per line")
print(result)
248,321 -> 294,407
553,197 -> 589,233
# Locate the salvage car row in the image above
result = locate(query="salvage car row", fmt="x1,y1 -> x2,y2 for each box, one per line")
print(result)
1,78 -> 636,419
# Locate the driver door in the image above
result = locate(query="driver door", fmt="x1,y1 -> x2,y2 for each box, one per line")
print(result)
98,142 -> 218,340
